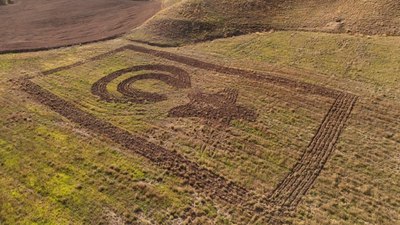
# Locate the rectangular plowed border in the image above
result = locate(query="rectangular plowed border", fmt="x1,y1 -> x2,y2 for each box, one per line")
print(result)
17,44 -> 358,224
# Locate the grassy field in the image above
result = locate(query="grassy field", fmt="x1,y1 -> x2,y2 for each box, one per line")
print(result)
0,40 -> 223,224
1,29 -> 399,225
178,31 -> 400,224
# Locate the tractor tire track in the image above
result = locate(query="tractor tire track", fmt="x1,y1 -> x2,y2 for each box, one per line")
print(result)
262,93 -> 358,222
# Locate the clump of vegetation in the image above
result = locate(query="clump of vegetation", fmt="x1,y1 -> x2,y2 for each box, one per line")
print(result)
0,0 -> 13,5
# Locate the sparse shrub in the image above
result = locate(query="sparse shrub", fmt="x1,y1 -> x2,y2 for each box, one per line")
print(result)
98,186 -> 106,192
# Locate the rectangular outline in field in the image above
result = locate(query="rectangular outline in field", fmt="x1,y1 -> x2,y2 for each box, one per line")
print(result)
19,44 -> 358,222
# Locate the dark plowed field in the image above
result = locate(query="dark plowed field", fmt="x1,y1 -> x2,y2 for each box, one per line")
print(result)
0,0 -> 160,53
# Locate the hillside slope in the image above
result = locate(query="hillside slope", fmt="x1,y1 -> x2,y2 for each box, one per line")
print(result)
128,0 -> 400,46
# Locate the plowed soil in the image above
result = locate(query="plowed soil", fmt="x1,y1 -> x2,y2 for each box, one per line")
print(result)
0,0 -> 160,53
125,45 -> 342,98
263,93 -> 358,224
19,44 -> 358,223
91,64 -> 191,103
169,88 -> 258,124
18,78 -> 250,206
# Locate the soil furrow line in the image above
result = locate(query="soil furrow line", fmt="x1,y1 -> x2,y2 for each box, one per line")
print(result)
261,93 -> 357,219
23,44 -> 359,224
17,78 -> 250,206
289,95 -> 358,208
282,95 -> 353,206
278,95 -> 349,203
268,94 -> 345,199
91,64 -> 191,103
126,45 -> 342,98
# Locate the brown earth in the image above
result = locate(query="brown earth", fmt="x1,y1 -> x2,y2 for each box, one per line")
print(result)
0,0 -> 160,53
125,44 -> 342,98
262,93 -> 358,224
168,88 -> 258,125
91,64 -> 191,104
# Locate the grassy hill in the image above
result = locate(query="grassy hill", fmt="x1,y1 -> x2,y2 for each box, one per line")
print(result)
129,0 -> 400,46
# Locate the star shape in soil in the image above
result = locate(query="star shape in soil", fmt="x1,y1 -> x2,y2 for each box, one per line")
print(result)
168,88 -> 257,124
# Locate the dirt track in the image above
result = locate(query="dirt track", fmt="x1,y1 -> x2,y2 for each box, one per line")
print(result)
0,0 -> 160,53
125,45 -> 342,98
18,44 -> 358,223
263,93 -> 358,223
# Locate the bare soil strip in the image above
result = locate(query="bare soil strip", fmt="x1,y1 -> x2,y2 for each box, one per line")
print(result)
20,44 -> 358,223
91,64 -> 191,103
125,45 -> 342,98
0,0 -> 161,53
38,44 -> 344,100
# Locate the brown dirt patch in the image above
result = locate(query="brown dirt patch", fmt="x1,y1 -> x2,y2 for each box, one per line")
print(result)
262,93 -> 358,223
169,88 -> 257,125
91,64 -> 191,104
0,0 -> 161,53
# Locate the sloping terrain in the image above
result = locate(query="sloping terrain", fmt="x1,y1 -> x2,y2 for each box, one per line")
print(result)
129,0 -> 400,45
1,32 -> 399,224
0,0 -> 160,53
184,32 -> 400,223
0,0 -> 399,224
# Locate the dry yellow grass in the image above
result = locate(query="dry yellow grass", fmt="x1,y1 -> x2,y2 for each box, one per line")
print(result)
129,0 -> 400,46
1,1 -> 399,224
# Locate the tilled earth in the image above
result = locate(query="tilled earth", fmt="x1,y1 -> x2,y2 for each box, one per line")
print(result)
0,0 -> 160,53
15,44 -> 358,224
